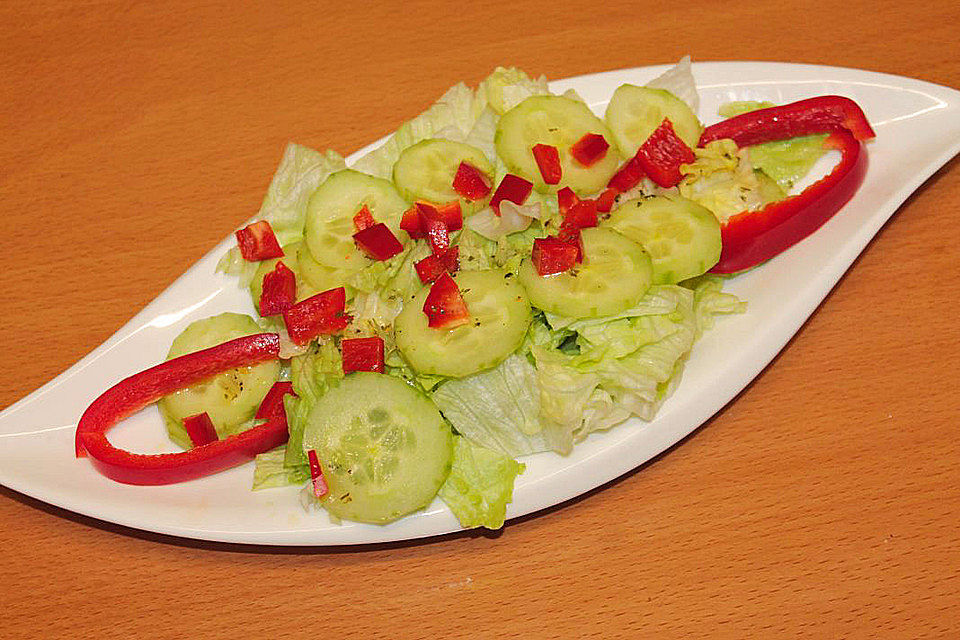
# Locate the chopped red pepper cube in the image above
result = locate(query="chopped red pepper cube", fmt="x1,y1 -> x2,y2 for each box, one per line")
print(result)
532,143 -> 562,185
557,186 -> 580,216
607,155 -> 645,193
414,246 -> 459,284
235,220 -> 284,261
255,381 -> 296,421
416,200 -> 462,233
557,199 -> 598,262
595,187 -> 618,213
258,260 -> 297,317
75,333 -> 287,485
532,237 -> 579,276
634,118 -> 696,188
569,133 -> 610,167
352,205 -> 376,232
415,203 -> 450,255
452,162 -> 492,200
423,272 -> 470,329
282,287 -> 351,345
307,449 -> 329,499
489,174 -> 533,215
182,412 -> 218,447
341,336 -> 385,374
400,206 -> 425,239
353,223 -> 404,261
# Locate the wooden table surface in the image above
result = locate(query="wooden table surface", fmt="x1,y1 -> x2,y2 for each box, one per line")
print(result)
2,1 -> 959,637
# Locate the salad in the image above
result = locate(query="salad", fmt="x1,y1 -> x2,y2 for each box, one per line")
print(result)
75,58 -> 874,530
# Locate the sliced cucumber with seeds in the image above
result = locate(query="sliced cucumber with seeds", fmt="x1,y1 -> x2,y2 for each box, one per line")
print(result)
604,85 -> 702,158
296,242 -> 358,294
495,94 -> 620,195
395,269 -> 532,378
605,196 -> 721,284
302,373 -> 454,525
393,138 -> 493,214
158,313 -> 281,448
303,169 -> 409,270
518,227 -> 653,319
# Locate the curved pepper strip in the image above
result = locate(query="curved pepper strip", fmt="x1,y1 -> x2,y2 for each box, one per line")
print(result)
710,129 -> 867,274
75,333 -> 286,485
699,95 -> 875,274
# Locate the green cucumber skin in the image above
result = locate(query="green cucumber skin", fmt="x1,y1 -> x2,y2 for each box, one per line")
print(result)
301,373 -> 454,525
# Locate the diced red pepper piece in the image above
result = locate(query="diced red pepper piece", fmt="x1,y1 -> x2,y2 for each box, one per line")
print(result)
282,287 -> 351,345
489,174 -> 533,215
711,129 -> 867,274
532,237 -> 579,276
182,412 -> 218,447
400,206 -> 425,239
341,336 -> 385,374
235,220 -> 284,261
255,381 -> 296,421
416,200 -> 462,232
353,223 -> 404,261
557,199 -> 598,262
595,187 -> 618,213
452,162 -> 492,200
75,333 -> 287,485
414,246 -> 459,284
352,205 -> 376,232
634,118 -> 696,188
532,143 -> 562,185
699,95 -> 876,147
557,186 -> 580,216
415,202 -> 450,255
607,155 -> 645,193
569,133 -> 610,167
258,260 -> 297,317
423,272 -> 470,329
307,449 -> 329,499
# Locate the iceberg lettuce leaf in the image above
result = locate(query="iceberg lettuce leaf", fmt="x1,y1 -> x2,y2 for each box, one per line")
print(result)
438,436 -> 525,530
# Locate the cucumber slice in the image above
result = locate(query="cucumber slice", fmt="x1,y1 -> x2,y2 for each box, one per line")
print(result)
495,95 -> 620,195
301,373 -> 453,524
296,242 -> 358,294
395,269 -> 532,378
158,313 -> 281,448
605,196 -> 721,284
303,169 -> 409,269
604,85 -> 702,158
392,138 -> 494,214
518,227 -> 653,318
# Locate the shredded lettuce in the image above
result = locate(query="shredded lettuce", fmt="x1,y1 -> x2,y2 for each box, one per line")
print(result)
253,447 -> 311,490
477,67 -> 551,114
646,55 -> 699,115
282,340 -> 343,469
438,436 -> 525,529
678,139 -> 779,221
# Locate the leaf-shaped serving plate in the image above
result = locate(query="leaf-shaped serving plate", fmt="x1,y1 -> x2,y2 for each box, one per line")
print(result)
1,62 -> 958,545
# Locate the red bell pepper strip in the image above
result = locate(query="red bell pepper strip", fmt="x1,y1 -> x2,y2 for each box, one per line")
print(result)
607,155 -> 645,193
489,174 -> 533,215
75,333 -> 286,485
532,237 -> 579,276
452,162 -> 492,200
353,223 -> 404,261
282,287 -> 351,345
341,336 -> 385,374
569,133 -> 610,167
711,129 -> 867,274
400,206 -> 425,239
307,449 -> 329,499
352,205 -> 376,232
259,260 -> 297,317
699,95 -> 876,147
235,221 -> 284,261
255,381 -> 296,421
182,412 -> 218,447
532,144 -> 562,185
557,187 -> 579,216
634,118 -> 695,188
423,272 -> 470,329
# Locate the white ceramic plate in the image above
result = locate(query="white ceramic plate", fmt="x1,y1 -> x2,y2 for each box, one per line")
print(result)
2,62 -> 958,545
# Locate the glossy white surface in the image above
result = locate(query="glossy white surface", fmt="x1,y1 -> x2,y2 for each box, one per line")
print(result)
1,62 -> 958,545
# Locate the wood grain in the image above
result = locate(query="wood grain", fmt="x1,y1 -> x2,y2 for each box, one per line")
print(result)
1,1 -> 958,638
